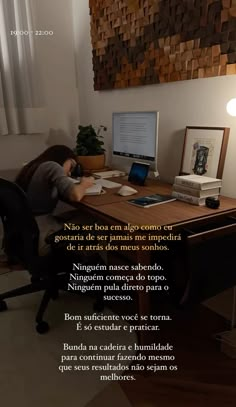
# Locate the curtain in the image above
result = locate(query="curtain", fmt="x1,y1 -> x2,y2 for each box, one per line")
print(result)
0,0 -> 45,135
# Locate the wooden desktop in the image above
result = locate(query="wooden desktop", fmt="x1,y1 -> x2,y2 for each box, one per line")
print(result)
76,178 -> 236,344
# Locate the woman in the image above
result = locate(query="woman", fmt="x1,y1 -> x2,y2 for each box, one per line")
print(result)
15,145 -> 94,253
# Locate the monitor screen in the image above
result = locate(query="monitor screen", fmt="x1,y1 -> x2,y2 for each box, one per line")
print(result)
112,111 -> 159,172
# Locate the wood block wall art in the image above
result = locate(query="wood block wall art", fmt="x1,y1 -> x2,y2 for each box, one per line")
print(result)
89,0 -> 236,90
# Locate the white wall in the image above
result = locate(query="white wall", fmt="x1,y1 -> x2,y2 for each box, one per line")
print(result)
73,0 -> 236,198
0,0 -> 79,171
0,135 -> 47,172
33,0 -> 79,136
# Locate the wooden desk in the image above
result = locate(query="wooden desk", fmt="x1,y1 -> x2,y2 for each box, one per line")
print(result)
82,179 -> 236,226
78,180 -> 236,343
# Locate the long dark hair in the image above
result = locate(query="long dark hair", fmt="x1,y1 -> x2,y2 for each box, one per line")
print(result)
15,145 -> 77,192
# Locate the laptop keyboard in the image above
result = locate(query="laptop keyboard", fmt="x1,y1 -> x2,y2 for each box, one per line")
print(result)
95,179 -> 122,188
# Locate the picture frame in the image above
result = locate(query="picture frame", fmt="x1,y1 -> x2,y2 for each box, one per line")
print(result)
180,126 -> 230,179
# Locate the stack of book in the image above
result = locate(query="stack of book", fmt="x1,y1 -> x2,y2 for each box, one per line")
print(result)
172,174 -> 222,205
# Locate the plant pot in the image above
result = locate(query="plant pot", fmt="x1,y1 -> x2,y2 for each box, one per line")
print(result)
77,154 -> 105,171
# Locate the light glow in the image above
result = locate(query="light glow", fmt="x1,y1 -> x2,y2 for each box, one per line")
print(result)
226,98 -> 236,116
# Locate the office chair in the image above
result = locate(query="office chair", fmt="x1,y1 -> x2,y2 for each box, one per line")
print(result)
0,178 -> 103,334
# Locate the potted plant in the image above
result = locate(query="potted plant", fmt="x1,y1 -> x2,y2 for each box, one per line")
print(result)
75,124 -> 107,170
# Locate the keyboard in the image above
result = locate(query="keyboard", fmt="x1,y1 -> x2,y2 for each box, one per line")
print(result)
93,170 -> 126,178
95,179 -> 121,188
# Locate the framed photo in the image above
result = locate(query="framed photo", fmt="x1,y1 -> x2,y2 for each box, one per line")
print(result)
180,126 -> 230,178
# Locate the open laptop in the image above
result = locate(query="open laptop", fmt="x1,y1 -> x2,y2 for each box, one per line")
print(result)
128,162 -> 150,185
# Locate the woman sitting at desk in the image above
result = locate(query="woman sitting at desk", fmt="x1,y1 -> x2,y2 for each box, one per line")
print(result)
15,145 -> 94,253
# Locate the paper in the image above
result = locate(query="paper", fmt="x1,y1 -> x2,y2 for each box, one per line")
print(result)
70,178 -> 103,194
95,179 -> 121,188
85,184 -> 103,195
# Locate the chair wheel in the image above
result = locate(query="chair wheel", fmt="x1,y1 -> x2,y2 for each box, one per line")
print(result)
93,299 -> 104,312
36,321 -> 50,334
0,300 -> 7,312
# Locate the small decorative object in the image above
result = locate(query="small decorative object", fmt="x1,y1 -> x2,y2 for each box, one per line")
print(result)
75,124 -> 107,170
205,197 -> 220,209
180,127 -> 230,179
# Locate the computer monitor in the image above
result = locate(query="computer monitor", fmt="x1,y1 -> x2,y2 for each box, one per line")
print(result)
112,111 -> 159,173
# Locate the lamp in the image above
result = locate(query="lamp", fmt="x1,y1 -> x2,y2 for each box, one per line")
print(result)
226,98 -> 236,116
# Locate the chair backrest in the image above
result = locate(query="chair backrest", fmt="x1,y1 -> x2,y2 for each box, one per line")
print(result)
0,178 -> 39,268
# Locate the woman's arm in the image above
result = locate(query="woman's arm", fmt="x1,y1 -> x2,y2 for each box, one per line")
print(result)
37,162 -> 95,203
67,176 -> 95,202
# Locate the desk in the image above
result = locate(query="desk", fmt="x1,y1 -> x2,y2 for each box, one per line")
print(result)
82,178 -> 236,225
78,180 -> 236,343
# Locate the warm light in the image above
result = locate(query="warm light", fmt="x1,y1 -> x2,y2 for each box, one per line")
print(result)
226,98 -> 236,116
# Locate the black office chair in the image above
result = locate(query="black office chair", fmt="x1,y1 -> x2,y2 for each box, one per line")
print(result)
0,178 -> 103,334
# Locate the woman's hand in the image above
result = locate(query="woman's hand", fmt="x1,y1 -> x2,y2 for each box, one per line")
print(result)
68,176 -> 95,202
80,176 -> 95,189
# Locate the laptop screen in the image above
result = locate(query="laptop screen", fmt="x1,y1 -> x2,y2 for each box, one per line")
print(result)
128,162 -> 150,185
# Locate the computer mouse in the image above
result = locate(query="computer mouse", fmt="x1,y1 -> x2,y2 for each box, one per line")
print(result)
117,185 -> 138,196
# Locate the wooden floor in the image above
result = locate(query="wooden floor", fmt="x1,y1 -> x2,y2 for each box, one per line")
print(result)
120,304 -> 236,406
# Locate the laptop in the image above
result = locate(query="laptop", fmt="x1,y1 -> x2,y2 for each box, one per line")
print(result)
128,162 -> 150,185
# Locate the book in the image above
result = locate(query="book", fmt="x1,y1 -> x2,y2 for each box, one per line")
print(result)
93,170 -> 126,178
172,190 -> 219,205
127,194 -> 176,208
172,183 -> 221,198
174,174 -> 222,190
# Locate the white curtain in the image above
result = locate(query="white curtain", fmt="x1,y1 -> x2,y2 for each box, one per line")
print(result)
0,0 -> 45,135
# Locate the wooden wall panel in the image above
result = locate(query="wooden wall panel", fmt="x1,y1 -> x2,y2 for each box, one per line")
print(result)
89,0 -> 236,90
